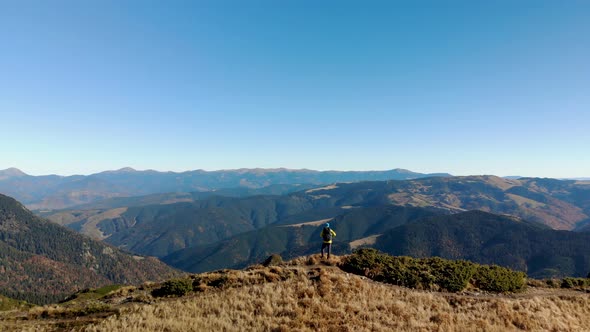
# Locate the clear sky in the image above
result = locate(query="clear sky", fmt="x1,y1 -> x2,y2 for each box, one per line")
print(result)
1,1 -> 589,178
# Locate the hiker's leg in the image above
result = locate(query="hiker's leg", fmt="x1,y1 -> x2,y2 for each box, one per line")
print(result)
327,243 -> 331,258
320,243 -> 325,257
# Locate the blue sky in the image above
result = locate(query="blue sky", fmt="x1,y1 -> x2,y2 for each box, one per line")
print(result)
1,1 -> 589,177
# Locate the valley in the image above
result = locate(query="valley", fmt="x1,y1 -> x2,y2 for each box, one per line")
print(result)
4,2 -> 589,330
30,175 -> 589,277
1,168 -> 589,330
0,168 -> 449,210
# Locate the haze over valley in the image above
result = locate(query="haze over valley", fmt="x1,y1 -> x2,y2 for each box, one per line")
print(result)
1,166 -> 588,279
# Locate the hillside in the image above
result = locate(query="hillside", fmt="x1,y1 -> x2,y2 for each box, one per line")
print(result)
1,254 -> 589,331
42,175 -> 590,267
101,195 -> 339,257
48,193 -> 390,257
0,168 -> 27,181
162,205 -> 443,272
42,183 -> 317,238
0,167 -> 450,210
577,223 -> 590,232
289,176 -> 590,230
56,183 -> 314,211
163,208 -> 590,279
0,194 -> 180,304
373,210 -> 590,278
49,176 -> 589,237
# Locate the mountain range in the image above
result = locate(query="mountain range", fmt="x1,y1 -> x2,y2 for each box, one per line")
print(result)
36,175 -> 590,278
0,167 -> 451,210
0,194 -> 180,304
3,166 -> 590,283
47,175 -> 590,251
162,207 -> 590,278
162,205 -> 443,272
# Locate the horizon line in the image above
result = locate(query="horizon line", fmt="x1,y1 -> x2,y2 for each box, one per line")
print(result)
2,166 -> 588,180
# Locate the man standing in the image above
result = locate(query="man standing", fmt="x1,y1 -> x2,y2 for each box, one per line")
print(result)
320,222 -> 336,259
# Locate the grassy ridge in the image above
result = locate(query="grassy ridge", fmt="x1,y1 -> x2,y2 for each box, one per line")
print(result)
2,254 -> 589,331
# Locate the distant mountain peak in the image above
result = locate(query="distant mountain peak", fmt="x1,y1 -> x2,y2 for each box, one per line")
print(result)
104,167 -> 137,173
0,167 -> 28,180
91,167 -> 138,177
391,168 -> 414,173
2,167 -> 454,209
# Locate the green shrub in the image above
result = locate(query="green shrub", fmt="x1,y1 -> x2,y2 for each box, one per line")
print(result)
561,277 -> 590,289
473,265 -> 526,292
152,278 -> 193,297
431,259 -> 477,292
341,249 -> 455,291
340,249 -> 526,293
340,248 -> 383,275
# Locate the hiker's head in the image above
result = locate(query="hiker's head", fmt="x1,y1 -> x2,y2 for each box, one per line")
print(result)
325,222 -> 330,228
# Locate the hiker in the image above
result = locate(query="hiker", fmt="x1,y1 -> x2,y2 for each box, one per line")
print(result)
320,222 -> 336,259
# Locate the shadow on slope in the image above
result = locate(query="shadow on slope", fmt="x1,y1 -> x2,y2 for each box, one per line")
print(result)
374,210 -> 590,278
0,194 -> 180,305
162,205 -> 443,272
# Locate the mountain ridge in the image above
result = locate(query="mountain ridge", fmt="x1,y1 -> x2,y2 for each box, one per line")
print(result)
0,167 -> 451,210
0,167 -> 449,177
43,175 -> 590,264
161,205 -> 443,272
0,168 -> 28,180
162,209 -> 590,279
0,194 -> 180,304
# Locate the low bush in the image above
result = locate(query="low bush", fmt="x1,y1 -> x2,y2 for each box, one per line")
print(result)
561,277 -> 590,289
340,249 -> 526,293
545,279 -> 561,288
424,257 -> 476,292
473,265 -> 526,292
152,278 -> 193,297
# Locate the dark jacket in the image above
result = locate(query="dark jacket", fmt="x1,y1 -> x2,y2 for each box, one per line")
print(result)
320,227 -> 336,244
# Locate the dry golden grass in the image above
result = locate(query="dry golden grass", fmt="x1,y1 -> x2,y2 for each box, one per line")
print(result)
505,193 -> 546,208
82,208 -> 128,240
349,235 -> 380,249
84,263 -> 590,332
3,256 -> 590,332
281,218 -> 333,228
305,185 -> 339,193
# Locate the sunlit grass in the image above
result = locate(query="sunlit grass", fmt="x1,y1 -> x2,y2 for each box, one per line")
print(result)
85,263 -> 590,331
3,256 -> 590,332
